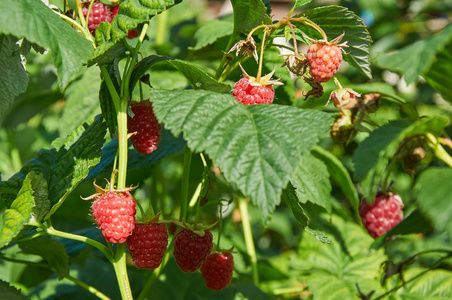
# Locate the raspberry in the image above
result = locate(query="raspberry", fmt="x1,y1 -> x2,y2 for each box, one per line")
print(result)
127,101 -> 161,155
359,193 -> 404,238
307,43 -> 342,83
83,2 -> 112,35
201,252 -> 234,291
92,191 -> 136,243
232,78 -> 275,105
126,223 -> 168,269
173,229 -> 213,272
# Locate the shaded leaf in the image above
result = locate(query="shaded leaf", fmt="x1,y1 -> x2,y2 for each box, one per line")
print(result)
311,145 -> 360,217
230,0 -> 272,35
130,55 -> 230,94
150,89 -> 332,218
0,0 -> 94,89
193,18 -> 234,50
0,175 -> 34,249
18,237 -> 69,280
282,183 -> 309,228
423,43 -> 452,103
0,35 -> 28,116
290,152 -> 332,213
0,280 -> 28,300
395,269 -> 452,299
415,168 -> 452,238
374,23 -> 452,84
29,172 -> 50,223
99,62 -> 121,138
347,82 -> 406,104
293,6 -> 372,78
353,117 -> 449,200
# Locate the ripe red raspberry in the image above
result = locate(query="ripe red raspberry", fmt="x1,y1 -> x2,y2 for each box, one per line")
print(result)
232,78 -> 275,105
201,252 -> 234,291
83,2 -> 112,35
92,191 -> 136,243
307,43 -> 342,83
173,229 -> 213,272
127,101 -> 161,155
126,223 -> 168,269
359,193 -> 404,238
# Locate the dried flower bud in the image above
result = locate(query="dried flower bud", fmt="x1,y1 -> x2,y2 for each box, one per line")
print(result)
281,54 -> 307,76
227,37 -> 258,62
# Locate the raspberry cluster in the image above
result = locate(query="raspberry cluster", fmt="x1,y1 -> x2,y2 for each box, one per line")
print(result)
359,193 -> 404,238
91,191 -> 136,243
232,78 -> 275,105
82,2 -> 112,35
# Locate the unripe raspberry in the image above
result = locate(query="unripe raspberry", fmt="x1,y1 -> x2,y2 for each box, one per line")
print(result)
201,252 -> 234,291
233,78 -> 275,105
92,191 -> 136,243
82,2 -> 112,35
307,43 -> 342,83
126,223 -> 168,269
359,193 -> 404,238
173,229 -> 213,272
128,100 -> 161,155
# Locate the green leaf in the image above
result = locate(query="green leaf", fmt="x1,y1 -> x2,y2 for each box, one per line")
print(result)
193,18 -> 234,50
283,183 -> 309,228
423,43 -> 452,103
394,269 -> 452,299
304,227 -> 333,244
99,63 -> 121,138
0,175 -> 34,249
296,215 -> 386,299
130,55 -> 231,93
0,280 -> 28,300
60,67 -> 101,137
0,35 -> 28,116
353,117 -> 449,200
95,0 -> 178,55
47,115 -> 107,218
347,82 -> 406,104
0,0 -> 94,90
150,89 -> 332,218
230,0 -> 272,35
290,152 -> 332,213
311,145 -> 360,217
294,6 -> 372,78
371,209 -> 433,249
18,237 -> 69,279
294,0 -> 313,8
29,172 -> 50,223
415,168 -> 452,238
374,24 -> 452,85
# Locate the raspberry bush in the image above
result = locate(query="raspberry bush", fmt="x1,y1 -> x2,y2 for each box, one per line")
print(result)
1,0 -> 452,299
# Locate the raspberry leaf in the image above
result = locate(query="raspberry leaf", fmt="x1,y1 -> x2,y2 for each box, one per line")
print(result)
292,6 -> 372,79
150,89 -> 332,219
18,237 -> 69,280
415,168 -> 452,239
293,0 -> 313,9
423,44 -> 452,103
193,17 -> 234,51
0,0 -> 94,90
353,116 -> 449,200
130,55 -> 230,93
0,35 -> 28,117
290,152 -> 332,214
0,175 -> 34,249
0,280 -> 28,300
231,0 -> 272,35
283,183 -> 309,228
99,62 -> 121,138
374,23 -> 452,85
389,269 -> 452,298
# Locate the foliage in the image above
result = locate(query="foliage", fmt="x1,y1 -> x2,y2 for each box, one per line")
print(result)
0,0 -> 452,299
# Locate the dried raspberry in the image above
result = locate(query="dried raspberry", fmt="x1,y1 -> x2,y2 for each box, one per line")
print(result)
201,252 -> 234,291
126,223 -> 168,269
232,78 -> 275,105
307,43 -> 342,83
128,100 -> 161,155
173,229 -> 213,273
92,191 -> 136,243
359,193 -> 404,238
83,2 -> 112,35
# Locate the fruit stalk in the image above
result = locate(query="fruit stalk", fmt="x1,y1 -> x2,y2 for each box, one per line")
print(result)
238,197 -> 259,285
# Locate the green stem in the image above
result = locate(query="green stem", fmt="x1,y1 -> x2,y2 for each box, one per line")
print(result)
426,133 -> 452,167
180,146 -> 192,221
45,227 -> 113,261
66,275 -> 111,300
100,65 -> 121,113
374,254 -> 452,300
273,286 -> 307,296
238,197 -> 259,286
381,154 -> 398,193
214,33 -> 236,80
116,100 -> 129,190
255,29 -> 268,81
113,244 -> 133,300
155,10 -> 168,45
